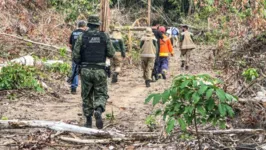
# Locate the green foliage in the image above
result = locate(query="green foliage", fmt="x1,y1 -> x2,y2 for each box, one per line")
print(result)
145,115 -> 157,130
1,116 -> 8,120
47,62 -> 71,76
48,0 -> 98,21
0,64 -> 43,92
7,93 -> 17,101
242,68 -> 259,82
105,109 -> 115,122
59,47 -> 67,58
145,74 -> 237,133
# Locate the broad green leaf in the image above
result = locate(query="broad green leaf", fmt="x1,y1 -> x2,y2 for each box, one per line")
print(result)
206,89 -> 214,99
192,93 -> 200,104
154,109 -> 162,116
170,87 -> 178,97
162,90 -> 170,103
152,94 -> 162,106
216,89 -> 226,102
218,103 -> 226,117
225,105 -> 234,117
180,80 -> 190,88
207,99 -> 215,110
145,94 -> 156,104
219,120 -> 226,129
166,118 -> 175,133
198,85 -> 208,95
178,118 -> 187,131
174,103 -> 181,111
197,106 -> 206,116
225,93 -> 233,101
207,0 -> 214,5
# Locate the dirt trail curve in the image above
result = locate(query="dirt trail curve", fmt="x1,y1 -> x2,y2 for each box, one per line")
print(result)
0,46 -> 214,133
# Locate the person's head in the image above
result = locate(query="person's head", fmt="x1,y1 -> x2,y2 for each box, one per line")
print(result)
87,15 -> 101,29
159,26 -> 166,33
77,20 -> 87,30
145,27 -> 154,37
182,25 -> 189,31
152,21 -> 160,29
111,27 -> 122,39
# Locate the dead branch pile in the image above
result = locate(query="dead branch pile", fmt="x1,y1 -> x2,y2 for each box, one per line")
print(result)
0,1 -> 72,60
217,32 -> 266,97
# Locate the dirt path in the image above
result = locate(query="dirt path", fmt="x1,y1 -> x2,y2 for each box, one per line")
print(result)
0,46 -> 215,149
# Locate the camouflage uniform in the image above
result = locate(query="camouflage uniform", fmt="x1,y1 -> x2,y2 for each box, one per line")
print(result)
110,28 -> 125,83
73,16 -> 115,119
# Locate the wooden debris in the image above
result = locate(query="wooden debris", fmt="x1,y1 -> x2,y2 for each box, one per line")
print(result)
59,136 -> 133,144
192,129 -> 265,135
0,120 -> 111,137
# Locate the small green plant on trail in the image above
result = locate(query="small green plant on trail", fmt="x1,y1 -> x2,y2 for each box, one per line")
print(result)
145,115 -> 157,131
59,47 -> 67,58
105,108 -> 115,122
242,68 -> 259,82
47,62 -> 71,76
1,116 -> 8,120
0,63 -> 43,92
145,74 -> 237,150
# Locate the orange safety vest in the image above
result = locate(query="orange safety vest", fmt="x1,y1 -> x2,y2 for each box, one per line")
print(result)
159,34 -> 173,57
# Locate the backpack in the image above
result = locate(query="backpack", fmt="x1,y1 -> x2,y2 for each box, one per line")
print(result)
171,27 -> 179,35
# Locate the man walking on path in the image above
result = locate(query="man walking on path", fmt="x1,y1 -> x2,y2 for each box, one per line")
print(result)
158,26 -> 174,80
179,25 -> 196,70
69,20 -> 87,94
166,26 -> 179,47
140,28 -> 158,87
151,22 -> 164,81
110,27 -> 126,83
73,15 -> 115,129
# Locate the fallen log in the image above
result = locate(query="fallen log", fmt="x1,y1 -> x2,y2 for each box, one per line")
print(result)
60,136 -> 133,144
0,120 -> 111,137
190,129 -> 265,135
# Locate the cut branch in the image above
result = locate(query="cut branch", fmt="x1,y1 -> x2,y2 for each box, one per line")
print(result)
0,33 -> 71,53
0,120 -> 111,137
191,129 -> 265,135
60,136 -> 133,144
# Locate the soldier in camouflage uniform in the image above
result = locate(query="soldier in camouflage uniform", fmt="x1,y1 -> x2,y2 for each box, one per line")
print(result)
110,27 -> 126,83
73,15 -> 115,129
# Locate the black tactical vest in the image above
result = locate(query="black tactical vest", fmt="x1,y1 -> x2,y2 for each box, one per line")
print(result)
80,31 -> 107,63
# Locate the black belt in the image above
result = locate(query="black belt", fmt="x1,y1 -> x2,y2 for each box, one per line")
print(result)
80,64 -> 105,70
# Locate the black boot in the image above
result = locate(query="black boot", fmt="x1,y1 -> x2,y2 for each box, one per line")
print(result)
145,80 -> 151,87
181,61 -> 185,68
185,66 -> 189,70
111,73 -> 118,83
85,116 -> 92,128
94,107 -> 103,129
71,88 -> 77,95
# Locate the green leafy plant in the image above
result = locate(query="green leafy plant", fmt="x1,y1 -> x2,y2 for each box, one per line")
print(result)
0,64 -> 43,92
1,116 -> 8,120
59,47 -> 67,58
242,68 -> 259,82
145,74 -> 237,150
47,62 -> 71,76
145,115 -> 157,131
48,0 -> 98,21
105,109 -> 115,122
7,93 -> 17,101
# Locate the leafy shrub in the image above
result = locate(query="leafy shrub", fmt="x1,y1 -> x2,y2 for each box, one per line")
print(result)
47,62 -> 71,76
145,74 -> 237,149
0,64 -> 43,92
242,68 -> 259,82
48,0 -> 98,21
146,74 -> 236,132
